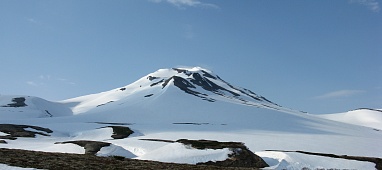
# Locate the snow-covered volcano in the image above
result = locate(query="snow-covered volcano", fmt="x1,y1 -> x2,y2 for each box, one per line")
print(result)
62,67 -> 292,115
1,67 -> 381,170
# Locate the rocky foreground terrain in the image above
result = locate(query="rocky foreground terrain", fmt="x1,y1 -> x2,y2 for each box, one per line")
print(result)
0,148 -> 259,170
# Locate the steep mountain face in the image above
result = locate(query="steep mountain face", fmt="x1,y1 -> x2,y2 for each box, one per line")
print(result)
62,67 -> 297,115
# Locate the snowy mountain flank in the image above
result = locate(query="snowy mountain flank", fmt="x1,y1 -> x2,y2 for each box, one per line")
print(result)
1,67 -> 381,170
317,108 -> 382,130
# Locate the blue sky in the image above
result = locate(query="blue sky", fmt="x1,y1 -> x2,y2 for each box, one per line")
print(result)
0,0 -> 381,114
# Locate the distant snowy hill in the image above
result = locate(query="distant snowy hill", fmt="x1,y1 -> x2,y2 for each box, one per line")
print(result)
318,108 -> 382,130
1,67 -> 381,170
0,95 -> 72,119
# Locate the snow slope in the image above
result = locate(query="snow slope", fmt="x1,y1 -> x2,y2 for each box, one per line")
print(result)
0,95 -> 72,119
318,108 -> 382,130
1,67 -> 381,169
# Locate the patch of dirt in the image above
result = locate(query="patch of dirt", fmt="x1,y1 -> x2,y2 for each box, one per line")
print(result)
0,148 -> 259,170
0,124 -> 52,140
55,140 -> 111,155
0,140 -> 7,144
103,126 -> 134,139
176,139 -> 268,168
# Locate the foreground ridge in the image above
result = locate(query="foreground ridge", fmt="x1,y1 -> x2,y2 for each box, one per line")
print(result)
0,148 -> 259,170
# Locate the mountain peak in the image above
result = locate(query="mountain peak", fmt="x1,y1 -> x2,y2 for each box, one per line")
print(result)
139,66 -> 285,111
150,67 -> 217,79
64,67 -> 297,114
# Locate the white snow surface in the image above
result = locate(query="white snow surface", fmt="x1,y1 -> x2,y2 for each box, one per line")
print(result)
257,151 -> 376,170
318,108 -> 382,130
1,67 -> 381,169
97,144 -> 136,158
0,164 -> 39,170
136,142 -> 232,164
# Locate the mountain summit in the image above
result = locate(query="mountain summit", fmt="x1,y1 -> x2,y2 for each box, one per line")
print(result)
63,67 -> 298,115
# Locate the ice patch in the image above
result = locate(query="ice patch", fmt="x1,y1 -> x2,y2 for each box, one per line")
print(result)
0,163 -> 41,170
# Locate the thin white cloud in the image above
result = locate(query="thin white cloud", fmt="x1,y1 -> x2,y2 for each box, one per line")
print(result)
57,78 -> 76,86
27,18 -> 38,23
150,0 -> 219,9
26,76 -> 75,87
26,81 -> 43,87
315,90 -> 365,99
349,0 -> 380,12
39,75 -> 51,80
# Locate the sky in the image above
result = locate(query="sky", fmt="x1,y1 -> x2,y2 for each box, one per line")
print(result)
0,0 -> 381,114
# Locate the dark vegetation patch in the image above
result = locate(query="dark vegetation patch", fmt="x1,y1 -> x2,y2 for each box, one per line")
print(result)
110,155 -> 125,161
102,126 -> 134,139
0,124 -> 52,140
0,140 -> 7,144
1,97 -> 27,107
176,139 -> 245,150
139,138 -> 176,143
199,147 -> 268,168
0,148 -> 257,170
93,122 -> 133,125
144,94 -> 154,97
147,76 -> 160,81
266,150 -> 382,170
173,123 -> 210,125
96,101 -> 114,107
55,140 -> 111,155
150,79 -> 165,86
176,139 -> 268,168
